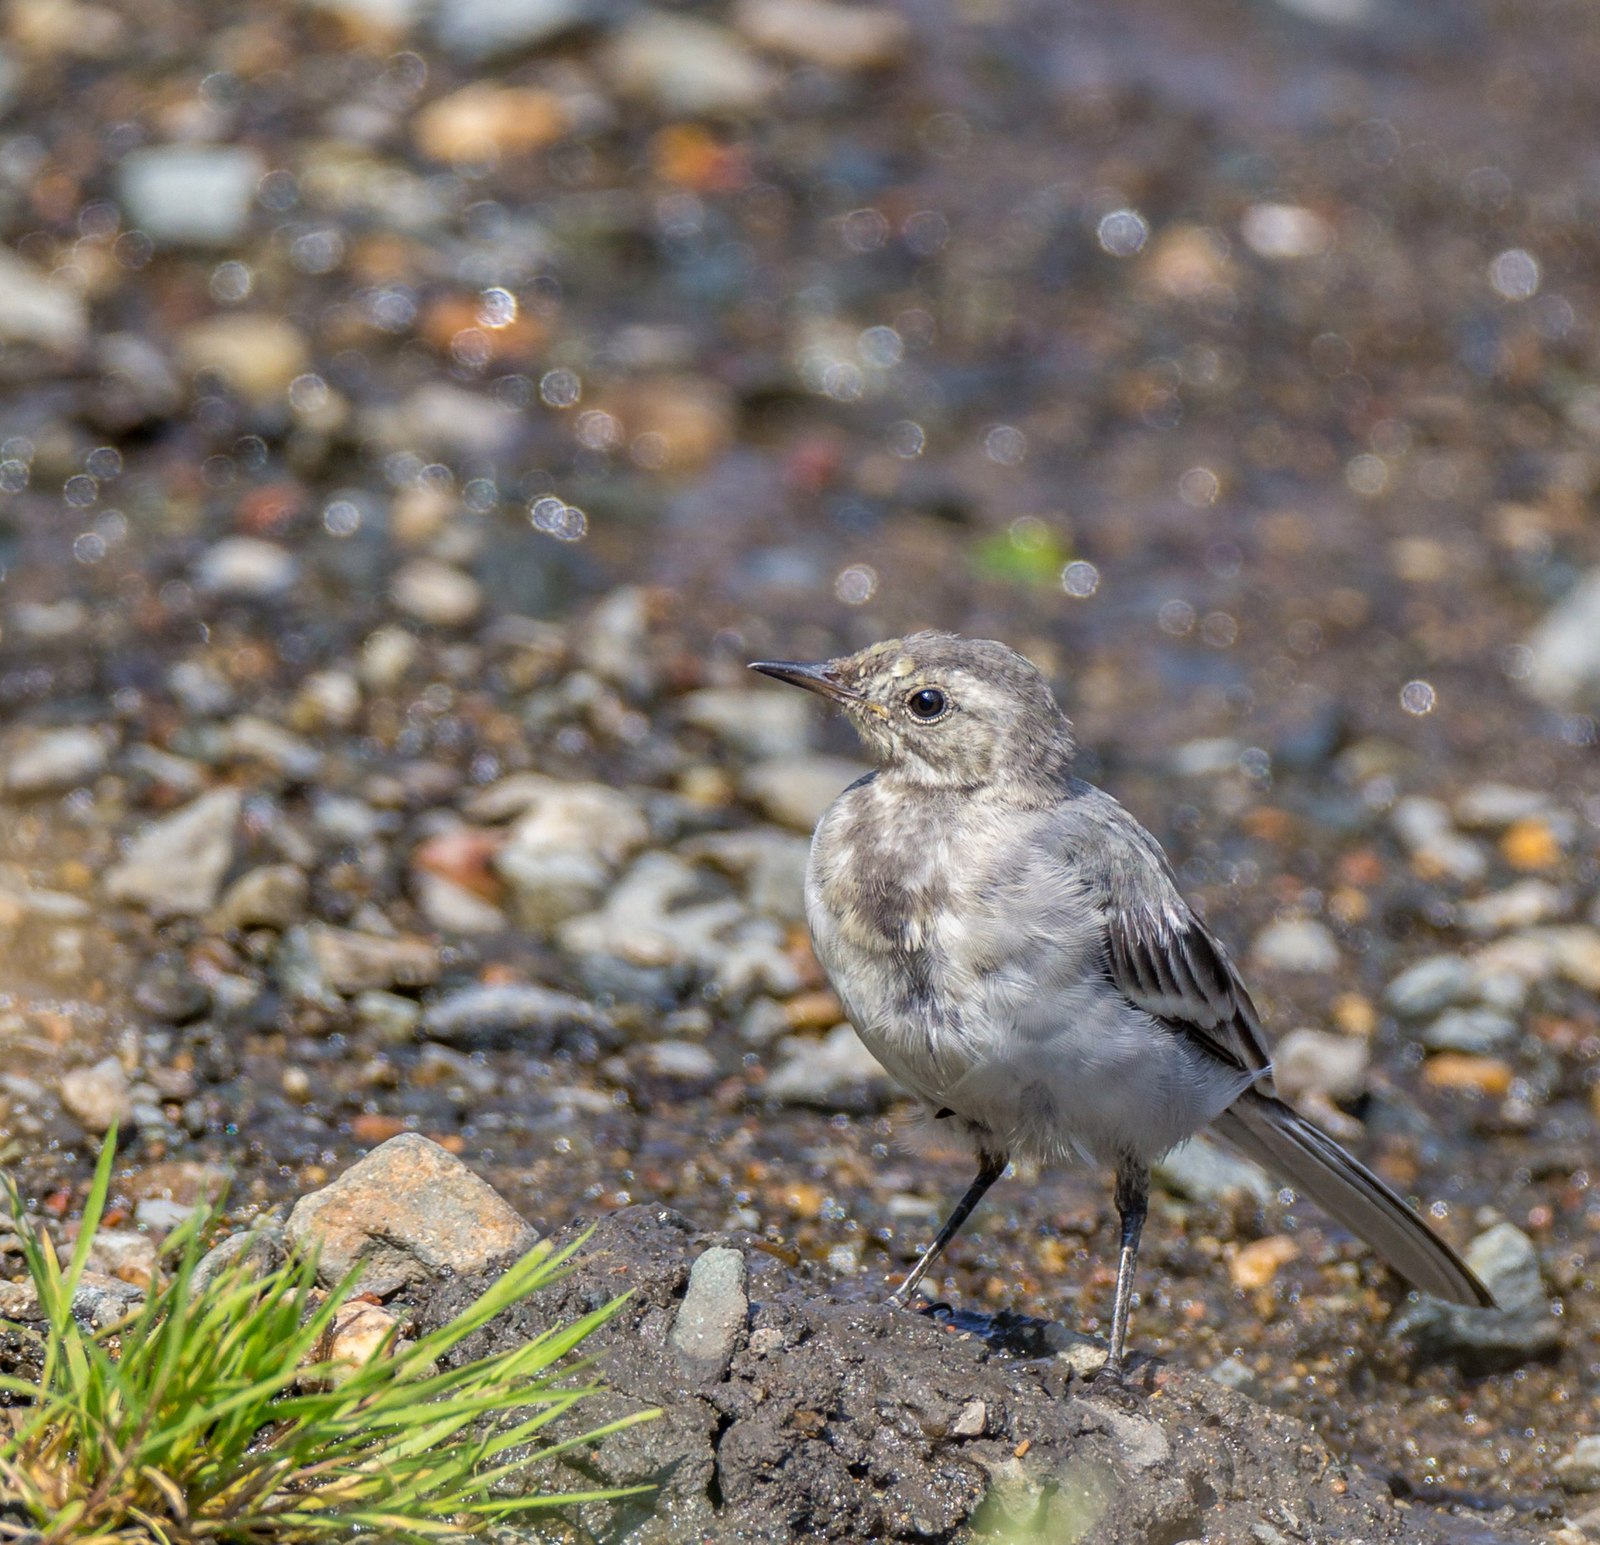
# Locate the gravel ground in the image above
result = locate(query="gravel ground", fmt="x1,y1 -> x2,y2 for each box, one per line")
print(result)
4,0 -> 1600,1536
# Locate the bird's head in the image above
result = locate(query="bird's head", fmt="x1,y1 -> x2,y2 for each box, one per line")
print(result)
750,631 -> 1075,794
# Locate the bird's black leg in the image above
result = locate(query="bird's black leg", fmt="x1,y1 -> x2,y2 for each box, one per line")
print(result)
1104,1160 -> 1150,1378
887,1151 -> 1009,1307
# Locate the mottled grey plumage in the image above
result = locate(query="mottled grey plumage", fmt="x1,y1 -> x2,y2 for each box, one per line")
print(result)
751,631 -> 1493,1375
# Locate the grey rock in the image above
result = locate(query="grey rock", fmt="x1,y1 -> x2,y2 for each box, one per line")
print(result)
193,538 -> 300,599
495,778 -> 650,930
1419,1007 -> 1518,1054
1522,567 -> 1600,708
604,12 -> 774,115
353,989 -> 424,1042
192,1216 -> 286,1293
433,0 -> 592,60
221,716 -> 324,780
117,145 -> 265,247
86,1228 -> 158,1285
105,788 -> 241,917
286,1133 -> 538,1294
1454,782 -> 1552,830
743,754 -> 872,831
1154,1134 -> 1275,1205
296,924 -> 440,996
1383,954 -> 1479,1018
642,1039 -> 719,1079
1555,1436 -> 1600,1493
682,829 -> 811,924
135,1199 -> 197,1231
390,559 -> 482,627
4,726 -> 110,794
1271,1028 -> 1369,1105
214,864 -> 309,931
0,247 -> 88,351
1460,879 -> 1571,935
764,1023 -> 890,1109
59,1057 -> 131,1134
1249,917 -> 1340,974
413,871 -> 507,934
1168,736 -> 1244,777
1390,796 -> 1486,885
680,687 -> 812,759
420,981 -> 613,1051
1391,1222 -> 1560,1373
670,1245 -> 748,1379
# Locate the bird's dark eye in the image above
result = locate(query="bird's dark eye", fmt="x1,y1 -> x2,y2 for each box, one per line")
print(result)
906,687 -> 947,720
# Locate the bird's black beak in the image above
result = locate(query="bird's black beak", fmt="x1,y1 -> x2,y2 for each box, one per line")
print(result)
748,659 -> 860,705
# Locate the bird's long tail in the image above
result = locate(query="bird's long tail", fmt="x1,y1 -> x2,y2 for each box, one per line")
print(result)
1210,1089 -> 1494,1307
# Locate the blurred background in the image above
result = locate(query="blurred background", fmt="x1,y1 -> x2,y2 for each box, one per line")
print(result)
2,0 -> 1600,1525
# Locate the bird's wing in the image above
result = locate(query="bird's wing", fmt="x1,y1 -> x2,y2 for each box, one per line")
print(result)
1054,784 -> 1276,1084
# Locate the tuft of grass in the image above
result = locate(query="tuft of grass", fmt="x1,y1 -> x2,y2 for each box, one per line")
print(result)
0,1132 -> 655,1543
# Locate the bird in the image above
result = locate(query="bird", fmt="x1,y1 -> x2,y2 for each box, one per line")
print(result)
749,631 -> 1494,1377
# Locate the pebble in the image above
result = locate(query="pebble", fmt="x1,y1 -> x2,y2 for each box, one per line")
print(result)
1391,1222 -> 1560,1373
213,864 -> 309,931
1249,917 -> 1339,974
87,1228 -> 158,1288
181,314 -> 312,406
0,245 -> 88,351
353,989 -> 423,1042
298,924 -> 440,996
223,716 -> 325,780
1390,797 -> 1487,884
733,0 -> 910,71
419,981 -> 613,1049
1521,567 -> 1600,708
1419,1007 -> 1518,1055
285,1133 -> 539,1294
1271,1028 -> 1370,1105
495,778 -> 650,929
135,1198 -> 197,1231
1420,1053 -> 1514,1097
604,13 -> 774,116
3,725 -> 109,794
1383,954 -> 1480,1018
1154,1135 -> 1275,1205
950,1399 -> 988,1438
59,1056 -> 131,1133
1459,879 -> 1570,935
117,144 -> 265,245
414,871 -> 507,933
743,754 -> 871,830
669,1245 -> 747,1378
413,84 -> 568,165
679,686 -> 813,759
311,1300 -> 406,1389
682,829 -> 811,923
193,537 -> 301,598
575,587 -> 657,698
432,0 -> 591,60
764,1023 -> 890,1108
1555,1437 -> 1600,1494
104,787 -> 241,917
1229,1235 -> 1299,1291
390,559 -> 483,627
361,626 -> 421,689
1239,202 -> 1331,260
1455,783 -> 1551,830
643,1039 -> 719,1079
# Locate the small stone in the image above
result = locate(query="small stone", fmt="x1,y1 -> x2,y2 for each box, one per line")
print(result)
1455,783 -> 1550,830
193,537 -> 301,598
604,12 -> 773,116
291,670 -> 362,732
214,865 -> 309,931
117,145 -> 265,246
299,924 -> 440,995
1239,203 -> 1331,260
0,245 -> 87,351
191,1218 -> 286,1293
87,1228 -> 158,1288
575,586 -> 656,697
950,1399 -> 987,1438
1521,568 -> 1600,709
1141,224 -> 1237,301
744,754 -> 872,830
1460,880 -> 1571,935
494,778 -> 650,930
105,788 -> 241,917
1272,1028 -> 1369,1105
598,375 -> 734,474
60,1057 -> 131,1133
1250,917 -> 1339,974
309,1301 -> 405,1388
1555,1437 -> 1600,1493
3,726 -> 109,794
178,315 -> 311,405
680,687 -> 811,759
390,559 -> 482,627
1229,1235 -> 1299,1291
353,989 -> 423,1042
420,981 -> 612,1050
285,1133 -> 539,1294
733,0 -> 908,70
1420,1007 -> 1518,1055
643,1039 -> 719,1079
669,1245 -> 747,1377
1391,797 -> 1487,885
1154,1134 -> 1274,1205
1501,818 -> 1562,872
1420,1054 -> 1514,1097
360,626 -> 421,689
764,1023 -> 890,1109
135,1199 -> 197,1231
1384,954 -> 1479,1018
432,0 -> 590,59
222,716 -> 324,780
414,871 -> 507,934
414,84 -> 567,165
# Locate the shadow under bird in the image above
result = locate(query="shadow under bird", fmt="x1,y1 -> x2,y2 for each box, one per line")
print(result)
750,631 -> 1494,1377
